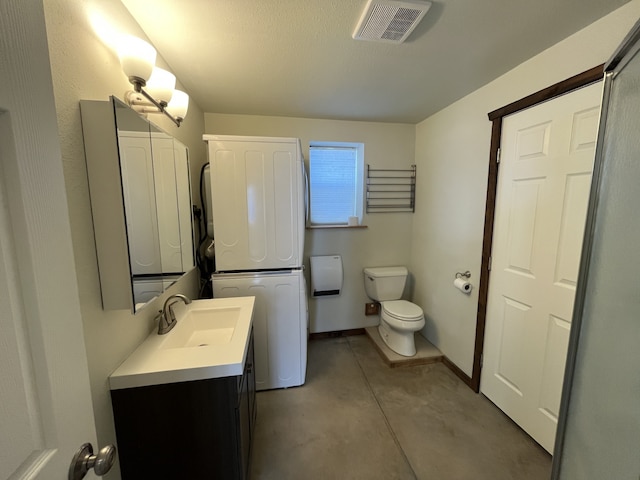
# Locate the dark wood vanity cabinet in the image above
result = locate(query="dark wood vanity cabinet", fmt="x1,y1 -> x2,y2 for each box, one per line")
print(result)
110,331 -> 256,479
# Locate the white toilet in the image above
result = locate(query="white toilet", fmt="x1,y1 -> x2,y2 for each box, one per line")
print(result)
364,266 -> 425,357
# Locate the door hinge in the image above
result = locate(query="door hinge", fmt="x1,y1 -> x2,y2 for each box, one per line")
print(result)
496,148 -> 501,164
488,256 -> 492,271
480,353 -> 483,367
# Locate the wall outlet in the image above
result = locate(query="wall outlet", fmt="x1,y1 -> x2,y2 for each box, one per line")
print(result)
365,302 -> 380,315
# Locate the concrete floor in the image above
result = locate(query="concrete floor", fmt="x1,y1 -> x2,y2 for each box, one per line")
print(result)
250,335 -> 551,480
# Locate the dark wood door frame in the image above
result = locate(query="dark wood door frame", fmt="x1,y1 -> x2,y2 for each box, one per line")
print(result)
470,64 -> 605,393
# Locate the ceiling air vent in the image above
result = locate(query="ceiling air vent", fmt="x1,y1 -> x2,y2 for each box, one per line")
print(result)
353,0 -> 432,44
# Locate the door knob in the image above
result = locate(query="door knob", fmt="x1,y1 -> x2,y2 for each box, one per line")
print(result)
69,442 -> 116,480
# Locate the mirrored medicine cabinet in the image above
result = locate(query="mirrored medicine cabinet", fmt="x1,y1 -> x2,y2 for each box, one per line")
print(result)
80,96 -> 195,313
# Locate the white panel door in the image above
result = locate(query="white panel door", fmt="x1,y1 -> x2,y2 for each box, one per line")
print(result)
0,112 -> 98,478
1,3 -> 101,477
481,82 -> 602,453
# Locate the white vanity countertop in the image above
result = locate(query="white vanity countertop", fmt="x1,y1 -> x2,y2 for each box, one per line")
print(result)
109,296 -> 255,390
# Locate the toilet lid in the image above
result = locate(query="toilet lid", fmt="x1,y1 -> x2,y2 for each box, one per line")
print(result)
382,300 -> 423,321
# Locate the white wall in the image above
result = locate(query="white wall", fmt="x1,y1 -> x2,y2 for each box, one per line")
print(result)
204,113 -> 415,332
41,1 -> 207,478
411,0 -> 640,377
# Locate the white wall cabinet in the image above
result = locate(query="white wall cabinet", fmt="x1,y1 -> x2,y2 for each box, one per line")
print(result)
80,97 -> 195,312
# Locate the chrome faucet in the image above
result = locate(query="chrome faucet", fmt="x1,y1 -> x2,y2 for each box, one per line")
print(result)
157,294 -> 192,335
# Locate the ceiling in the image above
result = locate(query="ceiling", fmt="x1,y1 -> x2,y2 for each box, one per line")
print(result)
121,0 -> 629,124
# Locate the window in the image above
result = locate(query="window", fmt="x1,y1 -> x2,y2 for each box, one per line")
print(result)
309,142 -> 364,226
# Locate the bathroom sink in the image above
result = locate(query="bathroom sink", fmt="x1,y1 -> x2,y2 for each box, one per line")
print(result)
109,296 -> 255,390
161,307 -> 240,349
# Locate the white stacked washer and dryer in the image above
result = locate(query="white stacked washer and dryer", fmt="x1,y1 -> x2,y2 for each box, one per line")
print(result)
204,135 -> 308,391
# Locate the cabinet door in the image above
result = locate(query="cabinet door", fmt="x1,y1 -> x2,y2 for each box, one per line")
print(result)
237,373 -> 251,480
112,377 -> 242,479
132,278 -> 164,305
174,139 -> 194,271
152,135 -> 183,273
118,134 -> 162,275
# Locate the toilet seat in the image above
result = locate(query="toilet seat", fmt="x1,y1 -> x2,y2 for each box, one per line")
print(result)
381,300 -> 423,321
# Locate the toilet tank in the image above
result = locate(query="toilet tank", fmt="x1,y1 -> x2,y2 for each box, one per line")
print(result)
363,266 -> 408,301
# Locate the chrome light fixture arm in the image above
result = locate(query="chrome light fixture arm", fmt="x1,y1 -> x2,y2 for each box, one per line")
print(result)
130,80 -> 182,127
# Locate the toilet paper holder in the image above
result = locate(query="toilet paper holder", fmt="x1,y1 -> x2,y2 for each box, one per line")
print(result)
454,271 -> 472,294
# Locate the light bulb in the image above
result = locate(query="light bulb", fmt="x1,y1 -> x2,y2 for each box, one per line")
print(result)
145,67 -> 176,105
117,35 -> 156,85
166,90 -> 189,120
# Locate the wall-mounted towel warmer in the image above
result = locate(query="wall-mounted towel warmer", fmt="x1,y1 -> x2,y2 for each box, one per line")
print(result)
366,164 -> 416,213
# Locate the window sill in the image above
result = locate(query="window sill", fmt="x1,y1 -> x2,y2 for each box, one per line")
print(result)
307,224 -> 368,229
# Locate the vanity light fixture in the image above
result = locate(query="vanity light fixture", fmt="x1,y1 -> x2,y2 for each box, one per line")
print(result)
117,36 -> 188,127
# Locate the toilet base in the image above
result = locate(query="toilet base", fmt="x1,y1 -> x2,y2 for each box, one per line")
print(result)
378,322 -> 418,357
